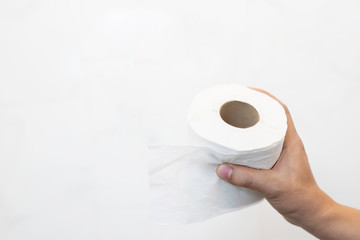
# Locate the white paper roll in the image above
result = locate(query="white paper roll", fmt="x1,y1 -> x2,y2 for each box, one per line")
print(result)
148,84 -> 287,224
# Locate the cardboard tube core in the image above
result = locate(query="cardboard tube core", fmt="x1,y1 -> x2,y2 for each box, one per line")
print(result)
220,101 -> 259,128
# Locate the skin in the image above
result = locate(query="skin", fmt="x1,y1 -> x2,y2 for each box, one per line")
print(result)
216,88 -> 360,240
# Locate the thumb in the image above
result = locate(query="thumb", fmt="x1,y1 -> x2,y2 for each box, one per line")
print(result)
216,163 -> 272,194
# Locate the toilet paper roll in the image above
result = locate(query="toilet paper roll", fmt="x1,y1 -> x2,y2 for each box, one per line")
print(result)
148,84 -> 287,224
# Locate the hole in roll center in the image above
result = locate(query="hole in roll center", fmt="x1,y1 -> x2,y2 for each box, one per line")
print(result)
220,101 -> 259,128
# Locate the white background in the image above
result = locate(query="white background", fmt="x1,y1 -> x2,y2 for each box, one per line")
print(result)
1,0 -> 360,239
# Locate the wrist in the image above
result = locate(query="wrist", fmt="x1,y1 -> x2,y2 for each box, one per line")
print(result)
296,188 -> 337,233
283,186 -> 335,229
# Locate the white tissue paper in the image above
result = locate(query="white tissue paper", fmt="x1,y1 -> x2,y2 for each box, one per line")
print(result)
148,84 -> 287,224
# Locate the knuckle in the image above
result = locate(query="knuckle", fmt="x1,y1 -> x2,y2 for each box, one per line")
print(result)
241,173 -> 254,188
230,170 -> 254,188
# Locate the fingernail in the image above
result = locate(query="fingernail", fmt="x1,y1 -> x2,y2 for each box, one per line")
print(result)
217,164 -> 232,180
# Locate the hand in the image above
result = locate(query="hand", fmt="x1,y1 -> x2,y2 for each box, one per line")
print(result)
216,88 -> 360,240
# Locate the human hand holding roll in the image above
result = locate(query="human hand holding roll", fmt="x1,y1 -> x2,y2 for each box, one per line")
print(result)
217,88 -> 360,240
